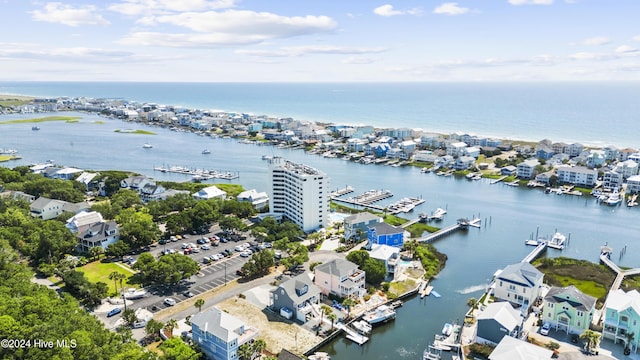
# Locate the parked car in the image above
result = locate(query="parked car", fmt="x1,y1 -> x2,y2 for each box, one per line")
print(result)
240,251 -> 251,257
201,244 -> 211,250
235,245 -> 244,252
202,256 -> 211,264
107,307 -> 122,317
164,298 -> 176,306
183,291 -> 194,298
540,323 -> 551,336
181,243 -> 188,249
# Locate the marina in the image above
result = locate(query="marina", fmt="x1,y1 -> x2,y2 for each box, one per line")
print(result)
153,165 -> 239,180
386,196 -> 425,214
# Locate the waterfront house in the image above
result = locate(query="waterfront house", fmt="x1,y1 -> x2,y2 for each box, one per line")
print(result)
626,175 -> 640,194
120,175 -> 152,191
140,183 -> 166,202
618,148 -> 637,162
75,171 -> 98,190
493,262 -> 544,312
615,159 -> 640,179
367,222 -> 404,248
555,165 -> 597,187
604,145 -> 619,161
602,289 -> 640,353
587,150 -> 606,168
541,285 -> 596,335
476,301 -> 523,346
343,212 -> 381,242
603,170 -> 624,192
516,159 -> 540,179
420,133 -> 445,148
464,146 -> 481,159
551,141 -> 566,155
368,244 -> 400,279
314,259 -> 366,298
565,143 -> 584,158
454,156 -> 476,170
536,145 -> 555,160
236,189 -> 269,209
29,196 -> 66,220
534,171 -> 553,185
346,138 -> 367,152
500,165 -> 517,176
413,150 -> 439,163
489,336 -> 553,360
270,273 -> 320,323
191,307 -> 259,360
193,185 -> 227,200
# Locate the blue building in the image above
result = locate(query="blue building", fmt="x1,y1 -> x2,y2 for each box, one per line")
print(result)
367,222 -> 404,248
192,307 -> 259,360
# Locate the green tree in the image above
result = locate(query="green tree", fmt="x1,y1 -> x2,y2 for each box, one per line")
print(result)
145,319 -> 164,340
164,319 -> 178,338
109,271 -> 127,296
88,246 -> 104,261
404,239 -> 419,258
361,258 -> 386,285
105,240 -> 131,259
320,304 -> 332,326
327,312 -> 338,330
342,298 -> 357,318
195,298 -> 205,312
580,329 -> 601,353
116,208 -> 161,247
158,337 -> 199,360
238,343 -> 253,360
467,297 -> 479,310
346,250 -> 369,267
251,339 -> 266,360
122,308 -> 138,326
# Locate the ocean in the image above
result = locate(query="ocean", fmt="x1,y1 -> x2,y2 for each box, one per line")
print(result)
2,81 -> 640,148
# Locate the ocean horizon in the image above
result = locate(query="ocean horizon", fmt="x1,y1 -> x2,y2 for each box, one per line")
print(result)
2,81 -> 640,149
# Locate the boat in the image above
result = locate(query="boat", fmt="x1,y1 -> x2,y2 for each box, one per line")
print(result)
142,143 -> 153,149
308,352 -> 331,360
363,304 -> 396,325
352,320 -> 372,334
605,190 -> 622,206
442,323 -> 453,337
390,300 -> 403,308
547,232 -> 567,250
423,345 -> 442,360
123,288 -> 147,299
525,239 -> 540,246
32,126 -> 40,130
202,149 -> 211,154
433,340 -> 452,351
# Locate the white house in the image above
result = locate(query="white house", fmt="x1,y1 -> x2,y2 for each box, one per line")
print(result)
29,197 -> 67,220
516,159 -> 540,179
555,165 -> 597,187
446,142 -> 467,157
191,307 -> 259,360
368,244 -> 400,279
493,262 -> 544,313
193,185 -> 227,200
236,189 -> 269,209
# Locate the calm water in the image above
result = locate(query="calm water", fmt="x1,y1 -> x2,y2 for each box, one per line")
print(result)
2,81 -> 640,148
2,112 -> 639,359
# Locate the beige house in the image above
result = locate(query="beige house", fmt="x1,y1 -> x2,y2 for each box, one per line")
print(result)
314,259 -> 366,298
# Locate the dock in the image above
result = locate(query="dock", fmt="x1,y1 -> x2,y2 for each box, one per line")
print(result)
416,218 -> 481,243
330,186 -> 354,198
330,189 -> 392,211
490,176 -> 508,184
521,241 -> 547,263
335,323 -> 369,345
154,165 -> 239,180
420,285 -> 434,299
386,197 -> 425,214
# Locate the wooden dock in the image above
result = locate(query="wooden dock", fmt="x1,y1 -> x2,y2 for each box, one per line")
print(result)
154,165 -> 239,180
416,218 -> 481,243
330,186 -> 354,198
521,242 -> 547,263
490,176 -> 508,184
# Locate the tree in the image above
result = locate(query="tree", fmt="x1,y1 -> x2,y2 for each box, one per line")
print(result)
238,343 -> 253,360
109,271 -> 127,296
164,319 -> 178,338
116,208 -> 161,247
361,258 -> 386,285
194,298 -> 205,312
625,332 -> 635,354
145,319 -> 164,340
327,312 -> 338,331
404,240 -> 419,258
122,308 -> 137,326
88,246 -> 104,261
467,297 -> 479,310
105,241 -> 131,259
159,337 -> 199,360
346,250 -> 369,267
251,339 -> 266,360
342,298 -> 357,318
320,304 -> 332,325
580,329 -> 601,353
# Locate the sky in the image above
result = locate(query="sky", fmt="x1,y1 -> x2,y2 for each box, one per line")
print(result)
1,0 -> 639,82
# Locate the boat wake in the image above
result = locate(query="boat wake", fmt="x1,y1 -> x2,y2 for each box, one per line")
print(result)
457,284 -> 486,294
395,346 -> 417,358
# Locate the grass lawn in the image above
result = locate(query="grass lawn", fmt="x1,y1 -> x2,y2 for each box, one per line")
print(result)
78,261 -> 137,295
114,129 -> 156,135
0,115 -> 81,124
388,279 -> 417,298
553,275 -> 609,301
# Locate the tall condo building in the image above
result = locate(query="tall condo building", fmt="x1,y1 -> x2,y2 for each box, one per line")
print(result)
268,157 -> 329,232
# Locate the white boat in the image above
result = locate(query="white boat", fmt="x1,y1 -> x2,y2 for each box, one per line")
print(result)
423,345 -> 442,360
433,340 -> 452,351
525,239 -> 540,246
363,304 -> 396,325
202,149 -> 211,154
142,143 -> 153,149
32,126 -> 40,130
123,288 -> 146,299
442,323 -> 453,336
352,320 -> 372,334
547,232 -> 567,250
605,191 -> 622,206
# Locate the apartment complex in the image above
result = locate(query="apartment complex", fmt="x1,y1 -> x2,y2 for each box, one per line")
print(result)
268,157 -> 329,232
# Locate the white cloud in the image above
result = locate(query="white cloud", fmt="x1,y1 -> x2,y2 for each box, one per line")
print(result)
31,2 -> 110,27
117,10 -> 337,47
236,45 -> 386,57
632,35 -> 640,42
508,0 -> 553,5
0,46 -> 135,61
569,52 -> 607,61
581,36 -> 611,46
343,56 -> 375,64
616,45 -> 638,54
108,0 -> 236,16
433,3 -> 470,16
373,4 -> 422,17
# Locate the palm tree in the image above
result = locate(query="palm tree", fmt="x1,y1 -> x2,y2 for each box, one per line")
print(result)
404,240 -> 419,258
164,318 -> 178,338
625,332 -> 635,355
467,297 -> 479,310
108,271 -> 126,296
238,343 -> 253,360
320,304 -> 332,324
145,319 -> 164,340
251,339 -> 266,360
342,298 -> 357,319
88,246 -> 103,261
327,312 -> 338,331
194,298 -> 205,312
580,329 -> 601,353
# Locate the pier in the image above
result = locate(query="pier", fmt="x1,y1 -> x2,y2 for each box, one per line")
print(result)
386,197 -> 425,214
330,189 -> 392,212
330,186 -> 354,198
335,323 -> 369,345
490,176 -> 508,184
416,218 -> 481,243
596,246 -> 640,324
521,242 -> 547,263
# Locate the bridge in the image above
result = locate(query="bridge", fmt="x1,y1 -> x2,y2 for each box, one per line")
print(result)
595,247 -> 640,325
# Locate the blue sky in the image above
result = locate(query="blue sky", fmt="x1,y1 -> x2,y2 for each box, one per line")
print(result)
1,0 -> 639,82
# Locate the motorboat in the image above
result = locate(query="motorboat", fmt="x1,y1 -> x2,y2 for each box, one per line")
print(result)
142,143 -> 153,149
363,304 -> 396,325
442,323 -> 453,337
202,149 -> 211,154
352,320 -> 372,334
605,191 -> 622,206
423,345 -> 442,360
547,232 -> 567,250
32,126 -> 40,130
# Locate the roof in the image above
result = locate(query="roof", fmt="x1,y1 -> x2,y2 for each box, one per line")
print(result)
369,222 -> 402,236
193,185 -> 226,199
496,262 -> 543,288
478,302 -> 522,331
606,289 -> 640,316
30,196 -> 65,210
544,285 -> 596,312
273,273 -> 320,305
191,306 -> 247,342
66,211 -> 104,229
489,336 -> 553,360
369,244 -> 399,261
314,258 -> 358,278
278,349 -> 304,360
344,212 -> 380,225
